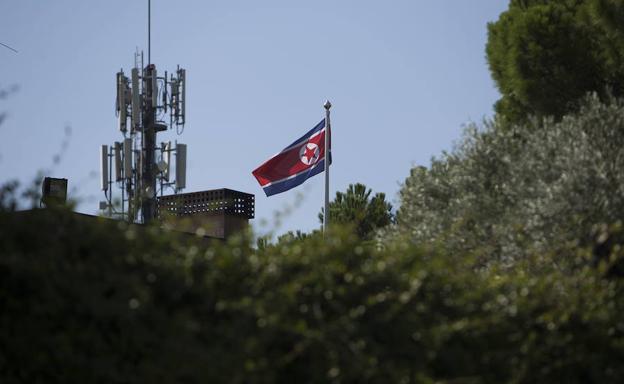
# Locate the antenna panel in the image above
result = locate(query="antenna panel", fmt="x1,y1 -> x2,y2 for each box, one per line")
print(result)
171,78 -> 179,119
100,145 -> 109,191
176,143 -> 187,190
119,105 -> 127,132
161,141 -> 171,181
151,68 -> 158,108
162,70 -> 168,113
131,68 -> 140,132
116,71 -> 124,112
123,138 -> 133,179
116,72 -> 127,132
114,142 -> 122,181
180,68 -> 186,124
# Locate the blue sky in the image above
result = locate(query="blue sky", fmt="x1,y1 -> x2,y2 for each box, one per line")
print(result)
1,0 -> 508,236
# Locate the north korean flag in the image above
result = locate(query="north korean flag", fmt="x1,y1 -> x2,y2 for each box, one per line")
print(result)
252,119 -> 331,196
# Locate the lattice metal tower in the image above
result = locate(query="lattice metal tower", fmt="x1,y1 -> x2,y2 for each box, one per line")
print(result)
99,1 -> 188,224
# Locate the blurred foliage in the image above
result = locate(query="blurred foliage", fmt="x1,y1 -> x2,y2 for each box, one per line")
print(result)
486,0 -> 624,124
395,96 -> 624,266
319,183 -> 394,240
3,184 -> 624,382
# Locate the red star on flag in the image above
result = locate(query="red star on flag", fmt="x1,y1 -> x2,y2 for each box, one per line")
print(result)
304,144 -> 317,161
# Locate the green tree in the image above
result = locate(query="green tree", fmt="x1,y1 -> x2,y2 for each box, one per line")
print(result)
394,95 -> 624,264
276,229 -> 310,244
486,0 -> 624,124
319,183 -> 393,239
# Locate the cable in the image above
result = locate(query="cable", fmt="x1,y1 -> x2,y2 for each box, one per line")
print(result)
0,42 -> 18,53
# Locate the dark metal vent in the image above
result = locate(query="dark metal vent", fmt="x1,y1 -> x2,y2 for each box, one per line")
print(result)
157,189 -> 255,219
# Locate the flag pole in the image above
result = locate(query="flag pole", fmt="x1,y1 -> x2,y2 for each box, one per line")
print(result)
323,100 -> 332,233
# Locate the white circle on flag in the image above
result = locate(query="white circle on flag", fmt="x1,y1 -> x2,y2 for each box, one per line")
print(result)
299,142 -> 320,165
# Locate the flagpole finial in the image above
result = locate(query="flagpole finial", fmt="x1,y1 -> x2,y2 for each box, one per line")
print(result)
324,100 -> 332,110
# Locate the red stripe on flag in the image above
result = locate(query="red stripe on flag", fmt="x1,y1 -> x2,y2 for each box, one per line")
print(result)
253,131 -> 326,186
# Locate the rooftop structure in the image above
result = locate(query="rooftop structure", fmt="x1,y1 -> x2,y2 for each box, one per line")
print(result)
157,188 -> 254,239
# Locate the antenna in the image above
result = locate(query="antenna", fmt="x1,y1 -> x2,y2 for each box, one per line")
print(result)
100,145 -> 109,191
150,67 -> 158,107
161,141 -> 171,181
131,68 -> 140,132
170,67 -> 187,128
162,71 -> 168,113
114,142 -> 122,181
176,143 -> 187,191
123,138 -> 133,179
116,71 -> 129,132
180,68 -> 186,125
100,0 -> 189,223
148,0 -> 151,65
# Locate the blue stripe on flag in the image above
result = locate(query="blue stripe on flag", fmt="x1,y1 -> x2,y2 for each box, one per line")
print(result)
281,119 -> 325,152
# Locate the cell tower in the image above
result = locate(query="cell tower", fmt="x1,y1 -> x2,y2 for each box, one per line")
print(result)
100,1 -> 187,224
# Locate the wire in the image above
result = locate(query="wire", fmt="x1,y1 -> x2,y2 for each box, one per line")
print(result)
0,42 -> 18,53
